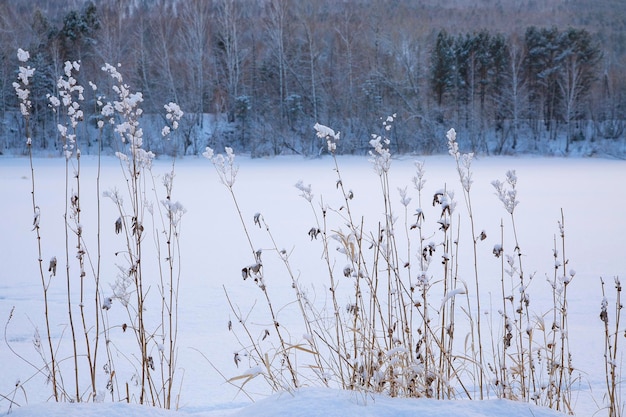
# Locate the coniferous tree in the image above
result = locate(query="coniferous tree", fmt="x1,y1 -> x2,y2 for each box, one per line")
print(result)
59,2 -> 100,63
430,30 -> 456,108
556,27 -> 601,151
524,26 -> 562,140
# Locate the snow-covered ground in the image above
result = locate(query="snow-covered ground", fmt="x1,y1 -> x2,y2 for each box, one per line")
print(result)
1,154 -> 624,416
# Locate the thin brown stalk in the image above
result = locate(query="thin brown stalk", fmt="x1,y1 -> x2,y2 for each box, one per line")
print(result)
27,125 -> 60,401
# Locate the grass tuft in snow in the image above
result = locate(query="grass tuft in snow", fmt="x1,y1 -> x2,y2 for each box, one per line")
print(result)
5,50 -> 185,410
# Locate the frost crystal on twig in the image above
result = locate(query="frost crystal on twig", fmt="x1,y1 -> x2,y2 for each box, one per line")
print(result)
161,199 -> 186,226
204,147 -> 239,187
447,128 -> 474,192
412,161 -> 426,192
492,170 -> 519,214
398,187 -> 411,207
295,180 -> 314,202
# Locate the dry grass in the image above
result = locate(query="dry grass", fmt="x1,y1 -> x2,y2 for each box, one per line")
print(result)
207,120 -> 622,416
5,51 -> 184,410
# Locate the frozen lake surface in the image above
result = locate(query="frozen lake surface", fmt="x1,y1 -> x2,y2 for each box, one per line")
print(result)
1,154 -> 624,416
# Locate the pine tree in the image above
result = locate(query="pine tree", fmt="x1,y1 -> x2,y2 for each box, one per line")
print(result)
430,30 -> 456,107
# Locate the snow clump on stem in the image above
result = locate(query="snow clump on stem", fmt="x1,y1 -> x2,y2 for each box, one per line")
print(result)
13,49 -> 35,125
368,114 -> 396,174
162,102 -> 184,138
50,60 -> 84,159
101,63 -> 154,168
314,123 -> 340,153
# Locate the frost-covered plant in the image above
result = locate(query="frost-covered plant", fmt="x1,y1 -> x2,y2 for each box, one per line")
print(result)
541,212 -> 576,412
100,63 -> 157,405
198,121 -> 586,414
447,127 -> 486,399
314,122 -> 340,154
13,49 -> 34,123
368,114 -> 395,174
48,59 -> 92,402
492,170 -> 519,216
491,173 -> 578,412
101,63 -> 185,408
101,63 -> 154,168
447,128 -> 473,193
600,277 -> 623,417
204,146 -> 300,391
491,169 -> 530,400
214,119 -> 483,400
162,102 -> 183,138
203,146 -> 238,187
50,60 -> 84,159
9,52 -> 187,408
10,48 -> 62,402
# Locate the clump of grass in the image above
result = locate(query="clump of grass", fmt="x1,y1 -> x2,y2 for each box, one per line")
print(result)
208,119 -> 474,399
208,119 -> 590,414
5,49 -> 185,410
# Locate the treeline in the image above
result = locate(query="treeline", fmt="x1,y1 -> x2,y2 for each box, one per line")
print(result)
1,0 -> 625,156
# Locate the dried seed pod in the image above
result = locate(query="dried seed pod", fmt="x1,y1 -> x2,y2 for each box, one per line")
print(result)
600,309 -> 608,324
308,227 -> 320,240
343,265 -> 352,278
253,213 -> 262,228
48,256 -> 57,276
432,191 -> 444,206
115,217 -> 122,234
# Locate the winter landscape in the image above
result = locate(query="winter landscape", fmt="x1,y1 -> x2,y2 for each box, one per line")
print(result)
1,149 -> 625,417
2,1 -> 626,416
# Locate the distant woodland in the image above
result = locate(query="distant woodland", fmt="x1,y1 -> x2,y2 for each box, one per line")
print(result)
2,0 -> 625,156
